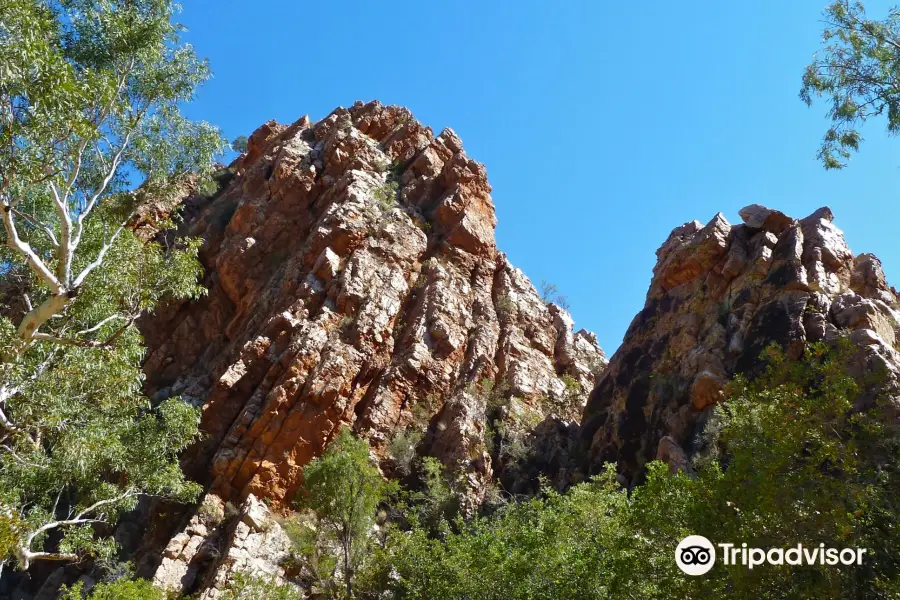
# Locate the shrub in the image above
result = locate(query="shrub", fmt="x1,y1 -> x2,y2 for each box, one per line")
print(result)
218,572 -> 297,600
231,135 -> 249,153
388,429 -> 424,476
373,180 -> 399,212
539,280 -> 570,310
60,579 -> 165,600
362,342 -> 900,599
297,428 -> 397,598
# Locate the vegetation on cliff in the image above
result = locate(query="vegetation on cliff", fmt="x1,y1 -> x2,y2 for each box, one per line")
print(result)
357,344 -> 900,599
2,0 -> 900,598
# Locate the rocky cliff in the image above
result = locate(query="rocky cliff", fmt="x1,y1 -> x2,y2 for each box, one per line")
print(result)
581,204 -> 900,484
23,100 -> 898,597
135,101 -> 606,596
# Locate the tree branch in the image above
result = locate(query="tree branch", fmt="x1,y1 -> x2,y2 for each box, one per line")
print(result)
10,208 -> 59,247
0,406 -> 19,433
17,488 -> 139,568
76,314 -> 126,336
1,196 -> 65,295
32,332 -> 104,348
49,180 -> 73,286
1,444 -> 45,468
72,221 -> 126,288
13,293 -> 73,346
71,131 -> 132,253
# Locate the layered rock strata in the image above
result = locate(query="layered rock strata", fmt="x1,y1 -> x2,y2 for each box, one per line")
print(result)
581,204 -> 900,483
137,101 -> 605,594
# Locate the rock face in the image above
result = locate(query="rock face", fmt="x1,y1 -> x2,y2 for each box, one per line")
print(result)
137,101 -> 605,595
152,494 -> 296,598
581,206 -> 900,483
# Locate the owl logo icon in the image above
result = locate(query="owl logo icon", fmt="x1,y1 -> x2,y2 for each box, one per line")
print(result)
676,535 -> 716,575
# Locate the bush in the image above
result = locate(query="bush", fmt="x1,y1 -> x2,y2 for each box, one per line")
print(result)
361,342 -> 900,599
388,429 -> 423,476
373,180 -> 399,212
219,572 -> 297,600
60,579 -> 165,600
297,428 -> 396,598
231,135 -> 249,153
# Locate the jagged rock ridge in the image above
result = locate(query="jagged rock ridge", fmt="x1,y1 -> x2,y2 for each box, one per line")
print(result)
581,204 -> 900,483
137,101 -> 606,595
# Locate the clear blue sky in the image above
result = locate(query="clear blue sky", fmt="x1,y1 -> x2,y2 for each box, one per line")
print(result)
178,1 -> 900,355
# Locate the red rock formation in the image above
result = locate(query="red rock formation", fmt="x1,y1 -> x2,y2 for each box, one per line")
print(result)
139,100 -> 605,595
144,102 -> 607,504
581,205 -> 900,483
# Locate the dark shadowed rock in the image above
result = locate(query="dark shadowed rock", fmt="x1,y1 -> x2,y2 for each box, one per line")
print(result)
582,205 -> 900,485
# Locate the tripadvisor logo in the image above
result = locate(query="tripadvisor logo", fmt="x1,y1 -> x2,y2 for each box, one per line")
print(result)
675,536 -> 867,576
676,535 -> 716,575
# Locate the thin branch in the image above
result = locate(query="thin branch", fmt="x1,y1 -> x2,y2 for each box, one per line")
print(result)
1,196 -> 65,295
18,550 -> 80,566
76,314 -> 126,336
32,333 -> 104,348
0,353 -> 56,432
0,445 -> 45,469
72,221 -> 126,288
71,131 -> 132,252
10,208 -> 59,247
17,488 -> 140,567
49,180 -> 73,285
73,490 -> 139,521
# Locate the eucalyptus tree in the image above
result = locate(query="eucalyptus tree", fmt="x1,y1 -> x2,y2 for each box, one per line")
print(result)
299,428 -> 396,598
0,0 -> 225,573
802,0 -> 900,168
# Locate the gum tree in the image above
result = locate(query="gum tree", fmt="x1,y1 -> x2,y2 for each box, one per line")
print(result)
0,0 -> 224,573
801,0 -> 900,168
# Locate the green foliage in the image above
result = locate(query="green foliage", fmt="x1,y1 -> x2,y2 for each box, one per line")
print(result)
362,342 -> 900,599
373,180 -> 399,212
473,377 -> 510,415
297,427 -> 396,598
231,135 -> 249,153
371,160 -> 405,213
801,1 -> 900,168
396,457 -> 462,537
547,374 -> 583,415
282,514 -> 340,598
409,392 -> 439,427
60,578 -> 166,600
387,429 -> 423,476
0,0 -> 216,570
494,294 -> 517,320
218,572 -> 298,600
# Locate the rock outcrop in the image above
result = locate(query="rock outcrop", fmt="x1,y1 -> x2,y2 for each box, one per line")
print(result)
581,205 -> 900,483
136,101 -> 605,595
152,494 -> 296,598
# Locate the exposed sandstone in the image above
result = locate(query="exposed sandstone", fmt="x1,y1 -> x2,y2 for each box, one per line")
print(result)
581,205 -> 900,484
138,101 -> 605,595
153,494 -> 297,598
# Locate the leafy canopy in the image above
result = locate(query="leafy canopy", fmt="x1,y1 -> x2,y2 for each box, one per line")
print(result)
60,578 -> 166,600
296,427 -> 395,598
0,0 -> 222,572
801,0 -> 900,168
361,343 -> 900,599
